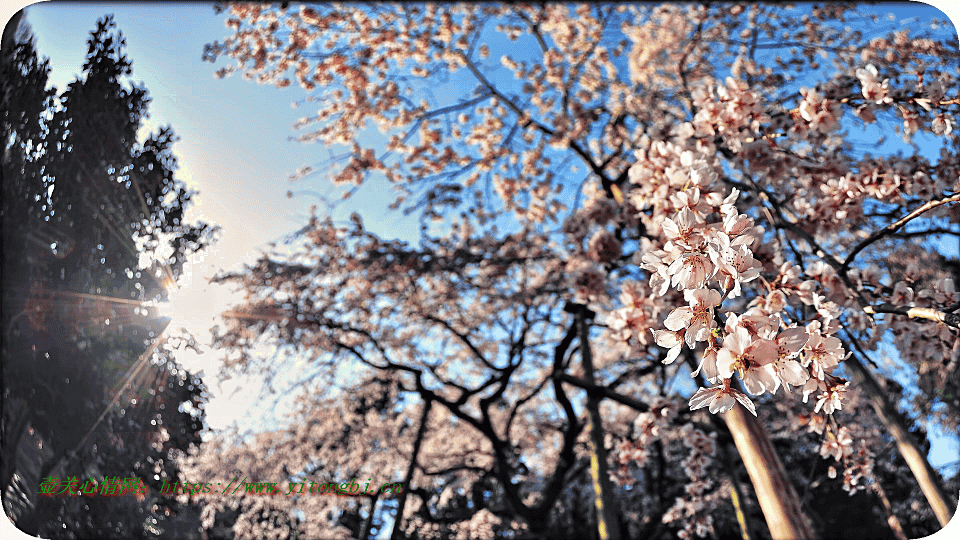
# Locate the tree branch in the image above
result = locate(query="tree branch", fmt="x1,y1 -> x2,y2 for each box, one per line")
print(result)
556,373 -> 650,413
843,192 -> 960,270
863,303 -> 960,330
424,313 -> 496,370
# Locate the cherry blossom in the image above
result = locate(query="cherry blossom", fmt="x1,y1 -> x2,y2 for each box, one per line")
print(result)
716,326 -> 779,395
856,64 -> 893,105
587,228 -> 622,263
770,327 -> 810,389
664,289 -> 722,347
820,425 -> 855,462
802,324 -> 845,380
688,383 -> 757,417
690,339 -> 722,382
651,328 -> 684,365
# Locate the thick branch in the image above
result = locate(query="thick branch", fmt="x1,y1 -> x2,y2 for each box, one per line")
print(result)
724,404 -> 815,539
532,315 -> 584,521
886,227 -> 960,240
844,356 -> 957,527
556,373 -> 650,413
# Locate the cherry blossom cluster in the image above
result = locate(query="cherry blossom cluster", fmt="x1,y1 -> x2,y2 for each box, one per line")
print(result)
638,181 -> 849,416
810,421 -> 876,496
661,424 -> 717,540
796,87 -> 843,134
690,75 -> 769,152
851,59 -> 956,141
605,280 -> 662,360
612,399 -> 675,483
876,274 -> 960,399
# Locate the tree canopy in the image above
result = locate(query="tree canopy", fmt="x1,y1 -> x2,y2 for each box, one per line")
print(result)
186,3 -> 959,539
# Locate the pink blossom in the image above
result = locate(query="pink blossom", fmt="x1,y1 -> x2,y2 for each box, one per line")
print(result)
803,328 -> 844,379
814,381 -> 849,415
641,250 -> 673,297
587,229 -> 622,263
662,207 -> 705,249
716,327 -> 779,395
669,188 -> 711,217
668,251 -> 715,291
725,311 -> 777,341
798,87 -> 842,133
709,240 -> 761,298
855,64 -> 892,104
723,213 -> 759,246
772,327 -> 810,389
891,281 -> 914,305
820,426 -> 854,461
932,113 -> 953,136
691,340 -> 721,382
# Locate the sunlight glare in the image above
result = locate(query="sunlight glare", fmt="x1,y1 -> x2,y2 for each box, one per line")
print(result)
151,269 -> 213,336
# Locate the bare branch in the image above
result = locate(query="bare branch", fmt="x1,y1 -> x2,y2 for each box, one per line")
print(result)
843,192 -> 960,270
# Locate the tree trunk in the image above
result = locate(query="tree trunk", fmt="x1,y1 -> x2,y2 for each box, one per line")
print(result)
359,491 -> 380,540
578,308 -> 622,540
390,399 -> 432,540
1,401 -> 30,495
724,404 -> 815,539
845,356 -> 956,527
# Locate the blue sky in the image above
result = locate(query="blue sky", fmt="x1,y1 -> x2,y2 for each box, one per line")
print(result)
3,0 -> 960,510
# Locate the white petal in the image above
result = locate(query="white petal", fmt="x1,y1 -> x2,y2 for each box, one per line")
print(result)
664,344 -> 682,365
715,348 -> 736,379
662,218 -> 680,240
747,339 -> 778,366
664,307 -> 693,331
709,392 -> 736,414
650,273 -> 669,297
733,391 -> 757,416
778,327 -> 809,352
689,387 -> 719,411
743,374 -> 768,395
778,360 -> 809,386
654,329 -> 682,348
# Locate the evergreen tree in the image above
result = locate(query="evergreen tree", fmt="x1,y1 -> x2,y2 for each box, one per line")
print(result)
2,14 -> 215,538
